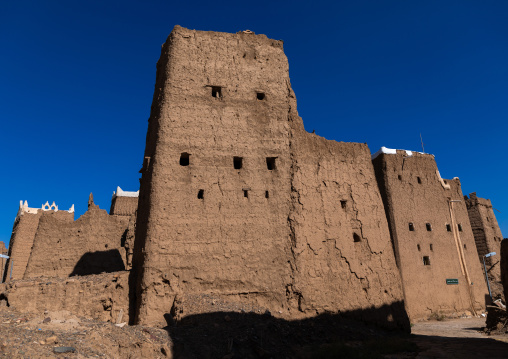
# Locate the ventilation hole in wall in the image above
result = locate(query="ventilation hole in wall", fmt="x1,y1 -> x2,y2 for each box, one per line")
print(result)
417,244 -> 421,251
180,152 -> 190,166
243,190 -> 249,198
198,189 -> 204,199
105,244 -> 109,249
444,180 -> 448,184
353,233 -> 361,243
340,200 -> 347,209
266,157 -> 277,170
398,175 -> 402,181
265,191 -> 269,199
257,92 -> 265,100
430,244 -> 433,251
233,156 -> 243,169
211,86 -> 222,99
446,224 -> 452,232
458,224 -> 463,232
426,223 -> 432,231
409,222 -> 415,231
423,256 -> 431,266
417,177 -> 422,184
464,244 -> 467,250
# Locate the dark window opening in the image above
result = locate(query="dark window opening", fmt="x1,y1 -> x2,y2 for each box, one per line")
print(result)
430,244 -> 433,251
340,200 -> 347,209
233,156 -> 243,169
266,157 -> 277,170
243,190 -> 249,198
353,233 -> 361,243
446,224 -> 452,232
409,222 -> 415,231
417,177 -> 422,184
423,256 -> 431,266
398,175 -> 402,181
458,224 -> 463,232
265,191 -> 269,199
444,180 -> 448,184
211,86 -> 222,99
426,223 -> 432,231
180,152 -> 190,166
417,244 -> 421,251
257,92 -> 265,100
464,244 -> 467,250
198,189 -> 204,199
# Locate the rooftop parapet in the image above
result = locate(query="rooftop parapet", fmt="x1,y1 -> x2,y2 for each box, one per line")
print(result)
112,186 -> 139,200
16,200 -> 74,219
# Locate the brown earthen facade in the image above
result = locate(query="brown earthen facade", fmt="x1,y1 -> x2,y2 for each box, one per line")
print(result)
465,192 -> 504,299
110,187 -> 139,216
133,26 -> 408,330
0,241 -> 7,283
24,197 -> 129,279
372,150 -> 488,319
2,201 -> 74,282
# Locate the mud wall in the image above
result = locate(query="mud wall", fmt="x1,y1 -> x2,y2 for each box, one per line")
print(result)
133,26 -> 408,330
465,192 -> 504,298
0,271 -> 130,323
24,204 -> 129,279
110,196 -> 138,216
0,242 -> 7,283
501,238 -> 508,302
373,151 -> 488,319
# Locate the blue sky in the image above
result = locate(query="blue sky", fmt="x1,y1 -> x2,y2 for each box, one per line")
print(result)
1,1 -> 507,246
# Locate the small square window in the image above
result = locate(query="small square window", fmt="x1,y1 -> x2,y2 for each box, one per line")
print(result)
464,244 -> 467,250
197,189 -> 204,199
423,256 -> 431,266
340,200 -> 347,209
417,177 -> 422,184
243,189 -> 249,198
398,175 -> 402,181
180,152 -> 190,166
430,244 -> 433,251
446,224 -> 452,232
409,223 -> 415,231
266,157 -> 277,170
353,233 -> 361,243
417,244 -> 421,251
265,191 -> 269,199
458,224 -> 463,232
211,86 -> 222,99
426,223 -> 432,231
256,92 -> 265,100
233,156 -> 243,170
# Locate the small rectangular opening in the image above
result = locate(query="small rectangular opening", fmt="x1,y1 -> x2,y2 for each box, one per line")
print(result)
353,233 -> 361,243
430,244 -> 433,251
243,190 -> 249,198
446,224 -> 452,232
266,157 -> 277,170
180,152 -> 190,166
464,244 -> 467,250
211,86 -> 222,99
340,200 -> 347,209
417,244 -> 421,251
426,223 -> 432,231
417,177 -> 422,184
423,256 -> 431,266
458,224 -> 463,232
409,222 -> 415,231
398,175 -> 402,181
197,189 -> 204,199
257,92 -> 265,100
265,191 -> 269,199
233,156 -> 243,170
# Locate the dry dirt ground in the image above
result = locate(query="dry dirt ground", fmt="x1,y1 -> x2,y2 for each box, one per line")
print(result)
1,306 -> 508,358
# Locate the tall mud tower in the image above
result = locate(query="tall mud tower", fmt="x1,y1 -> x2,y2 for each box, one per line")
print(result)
134,26 -> 408,330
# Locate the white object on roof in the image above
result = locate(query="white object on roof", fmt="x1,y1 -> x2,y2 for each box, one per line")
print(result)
112,186 -> 139,199
371,146 -> 430,160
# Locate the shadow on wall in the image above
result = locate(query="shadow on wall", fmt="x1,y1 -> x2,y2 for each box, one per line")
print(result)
162,302 -> 411,358
70,249 -> 125,276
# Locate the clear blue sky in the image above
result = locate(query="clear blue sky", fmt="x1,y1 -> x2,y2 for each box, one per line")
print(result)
1,1 -> 507,246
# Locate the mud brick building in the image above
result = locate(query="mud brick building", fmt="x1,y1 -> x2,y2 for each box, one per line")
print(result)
2,201 -> 75,282
465,192 -> 504,299
110,186 -> 139,216
0,241 -> 8,283
133,26 -> 408,330
372,148 -> 488,319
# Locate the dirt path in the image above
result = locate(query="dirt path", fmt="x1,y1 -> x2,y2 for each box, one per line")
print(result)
409,317 -> 508,358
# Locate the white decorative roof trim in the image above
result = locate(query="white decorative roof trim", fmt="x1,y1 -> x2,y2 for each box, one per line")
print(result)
112,186 -> 139,199
371,146 -> 431,160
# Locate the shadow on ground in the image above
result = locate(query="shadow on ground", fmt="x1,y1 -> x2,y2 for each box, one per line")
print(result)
163,302 -> 417,359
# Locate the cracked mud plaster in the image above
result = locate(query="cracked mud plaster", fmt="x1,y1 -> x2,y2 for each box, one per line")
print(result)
133,26 -> 407,331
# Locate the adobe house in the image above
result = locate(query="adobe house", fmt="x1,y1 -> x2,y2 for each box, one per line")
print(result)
132,26 -> 408,330
465,192 -> 504,299
372,148 -> 488,319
